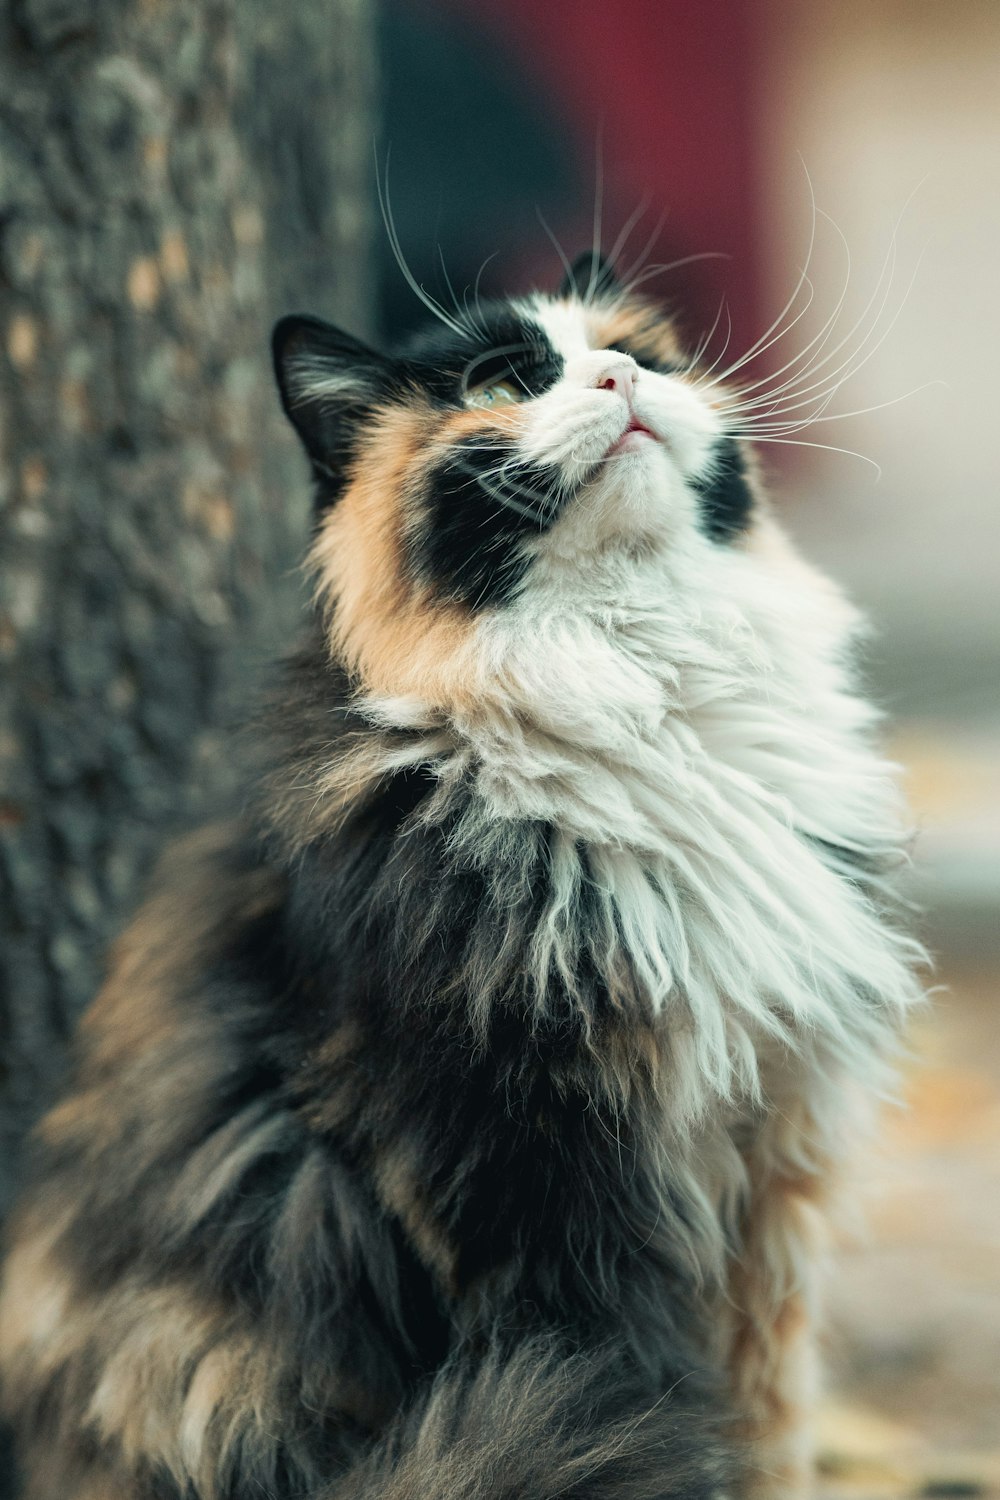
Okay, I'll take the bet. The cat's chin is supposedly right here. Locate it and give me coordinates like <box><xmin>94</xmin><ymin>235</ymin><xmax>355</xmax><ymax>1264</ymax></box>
<box><xmin>605</xmin><ymin>423</ymin><xmax>658</xmax><ymax>459</ymax></box>
<box><xmin>537</xmin><ymin>461</ymin><xmax>691</xmax><ymax>565</ymax></box>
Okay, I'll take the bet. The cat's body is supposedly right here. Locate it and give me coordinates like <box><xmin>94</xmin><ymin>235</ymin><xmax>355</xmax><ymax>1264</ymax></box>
<box><xmin>0</xmin><ymin>256</ymin><xmax>922</xmax><ymax>1499</ymax></box>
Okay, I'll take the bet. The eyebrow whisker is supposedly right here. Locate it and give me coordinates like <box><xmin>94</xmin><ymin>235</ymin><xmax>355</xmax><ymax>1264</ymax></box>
<box><xmin>376</xmin><ymin>148</ymin><xmax>470</xmax><ymax>340</ymax></box>
<box><xmin>459</xmin><ymin>342</ymin><xmax>542</xmax><ymax>396</ymax></box>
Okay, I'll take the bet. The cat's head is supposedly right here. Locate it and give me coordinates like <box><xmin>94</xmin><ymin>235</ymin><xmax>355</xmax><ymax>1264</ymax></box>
<box><xmin>272</xmin><ymin>253</ymin><xmax>761</xmax><ymax>708</ymax></box>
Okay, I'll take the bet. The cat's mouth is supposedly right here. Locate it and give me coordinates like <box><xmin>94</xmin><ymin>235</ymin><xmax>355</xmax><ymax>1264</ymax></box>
<box><xmin>605</xmin><ymin>416</ymin><xmax>659</xmax><ymax>459</ymax></box>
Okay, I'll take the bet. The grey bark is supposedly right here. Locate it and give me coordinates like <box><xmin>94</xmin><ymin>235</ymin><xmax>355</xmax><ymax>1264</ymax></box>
<box><xmin>0</xmin><ymin>0</ymin><xmax>376</xmax><ymax>1213</ymax></box>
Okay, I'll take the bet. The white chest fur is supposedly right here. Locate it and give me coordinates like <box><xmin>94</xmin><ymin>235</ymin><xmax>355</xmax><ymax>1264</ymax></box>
<box><xmin>397</xmin><ymin>514</ymin><xmax>924</xmax><ymax>1122</ymax></box>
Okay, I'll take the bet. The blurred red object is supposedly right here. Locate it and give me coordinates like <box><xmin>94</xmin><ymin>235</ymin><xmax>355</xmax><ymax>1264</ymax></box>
<box><xmin>437</xmin><ymin>0</ymin><xmax>764</xmax><ymax>355</ymax></box>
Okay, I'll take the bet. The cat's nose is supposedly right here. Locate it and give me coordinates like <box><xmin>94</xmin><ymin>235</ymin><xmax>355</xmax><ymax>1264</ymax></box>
<box><xmin>592</xmin><ymin>357</ymin><xmax>637</xmax><ymax>405</ymax></box>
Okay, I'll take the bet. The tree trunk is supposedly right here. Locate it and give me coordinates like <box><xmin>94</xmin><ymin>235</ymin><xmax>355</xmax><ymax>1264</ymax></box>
<box><xmin>0</xmin><ymin>0</ymin><xmax>376</xmax><ymax>1215</ymax></box>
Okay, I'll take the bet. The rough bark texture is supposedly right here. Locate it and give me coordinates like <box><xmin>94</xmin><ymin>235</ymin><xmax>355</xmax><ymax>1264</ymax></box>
<box><xmin>0</xmin><ymin>0</ymin><xmax>376</xmax><ymax>1216</ymax></box>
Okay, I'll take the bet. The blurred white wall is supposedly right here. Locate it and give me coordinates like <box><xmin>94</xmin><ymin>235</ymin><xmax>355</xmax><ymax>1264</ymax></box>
<box><xmin>757</xmin><ymin>0</ymin><xmax>1000</xmax><ymax>723</ymax></box>
<box><xmin>755</xmin><ymin>0</ymin><xmax>1000</xmax><ymax>948</ymax></box>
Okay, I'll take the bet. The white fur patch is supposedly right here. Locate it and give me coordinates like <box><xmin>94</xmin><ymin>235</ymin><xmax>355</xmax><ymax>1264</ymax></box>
<box><xmin>287</xmin><ymin>362</ymin><xmax>366</xmax><ymax>404</ymax></box>
<box><xmin>517</xmin><ymin>296</ymin><xmax>592</xmax><ymax>364</ymax></box>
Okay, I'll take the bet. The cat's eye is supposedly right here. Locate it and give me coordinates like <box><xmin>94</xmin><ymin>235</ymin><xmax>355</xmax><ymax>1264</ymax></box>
<box><xmin>463</xmin><ymin>378</ymin><xmax>525</xmax><ymax>410</ymax></box>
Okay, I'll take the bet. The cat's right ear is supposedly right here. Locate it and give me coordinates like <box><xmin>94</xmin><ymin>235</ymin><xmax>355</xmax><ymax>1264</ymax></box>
<box><xmin>271</xmin><ymin>315</ymin><xmax>396</xmax><ymax>486</ymax></box>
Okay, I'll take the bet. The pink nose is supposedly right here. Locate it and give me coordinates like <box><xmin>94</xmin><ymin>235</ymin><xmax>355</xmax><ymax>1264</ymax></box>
<box><xmin>594</xmin><ymin>360</ymin><xmax>636</xmax><ymax>405</ymax></box>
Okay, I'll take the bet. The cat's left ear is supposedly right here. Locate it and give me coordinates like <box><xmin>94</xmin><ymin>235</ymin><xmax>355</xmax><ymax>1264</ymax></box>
<box><xmin>559</xmin><ymin>251</ymin><xmax>617</xmax><ymax>301</ymax></box>
<box><xmin>272</xmin><ymin>314</ymin><xmax>397</xmax><ymax>486</ymax></box>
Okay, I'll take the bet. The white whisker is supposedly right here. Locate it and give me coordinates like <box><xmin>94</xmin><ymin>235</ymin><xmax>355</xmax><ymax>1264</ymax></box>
<box><xmin>436</xmin><ymin>245</ymin><xmax>474</xmax><ymax>338</ymax></box>
<box><xmin>724</xmin><ymin>209</ymin><xmax>897</xmax><ymax>416</ymax></box>
<box><xmin>695</xmin><ymin>300</ymin><xmax>734</xmax><ymax>383</ymax></box>
<box><xmin>613</xmin><ymin>252</ymin><xmax>730</xmax><ymax>305</ymax></box>
<box><xmin>714</xmin><ymin>206</ymin><xmax>856</xmax><ymax>408</ymax></box>
<box><xmin>376</xmin><ymin>147</ymin><xmax>470</xmax><ymax>340</ymax></box>
<box><xmin>687</xmin><ymin>296</ymin><xmax>728</xmax><ymax>371</ymax></box>
<box><xmin>743</xmin><ymin>434</ymin><xmax>883</xmax><ymax>476</ymax></box>
<box><xmin>611</xmin><ymin>210</ymin><xmax>669</xmax><ymax>293</ymax></box>
<box><xmin>535</xmin><ymin>207</ymin><xmax>576</xmax><ymax>290</ymax></box>
<box><xmin>702</xmin><ymin>162</ymin><xmax>821</xmax><ymax>386</ymax></box>
<box><xmin>729</xmin><ymin>252</ymin><xmax>921</xmax><ymax>433</ymax></box>
<box><xmin>605</xmin><ymin>196</ymin><xmax>653</xmax><ymax>275</ymax></box>
<box><xmin>731</xmin><ymin>379</ymin><xmax>942</xmax><ymax>434</ymax></box>
<box><xmin>716</xmin><ymin>208</ymin><xmax>855</xmax><ymax>406</ymax></box>
<box><xmin>470</xmin><ymin>251</ymin><xmax>501</xmax><ymax>338</ymax></box>
<box><xmin>459</xmin><ymin>342</ymin><xmax>538</xmax><ymax>397</ymax></box>
<box><xmin>702</xmin><ymin>176</ymin><xmax>926</xmax><ymax>460</ymax></box>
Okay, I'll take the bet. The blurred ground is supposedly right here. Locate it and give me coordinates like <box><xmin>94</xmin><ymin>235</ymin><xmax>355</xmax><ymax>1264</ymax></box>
<box><xmin>818</xmin><ymin>908</ymin><xmax>999</xmax><ymax>1491</ymax></box>
<box><xmin>820</xmin><ymin>962</ymin><xmax>1000</xmax><ymax>1497</ymax></box>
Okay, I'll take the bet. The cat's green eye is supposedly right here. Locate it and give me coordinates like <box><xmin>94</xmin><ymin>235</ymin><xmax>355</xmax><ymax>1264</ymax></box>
<box><xmin>463</xmin><ymin>378</ymin><xmax>524</xmax><ymax>410</ymax></box>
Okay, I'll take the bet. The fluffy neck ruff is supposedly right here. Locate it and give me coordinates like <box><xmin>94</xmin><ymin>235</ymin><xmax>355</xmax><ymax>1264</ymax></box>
<box><xmin>291</xmin><ymin>513</ymin><xmax>923</xmax><ymax>1123</ymax></box>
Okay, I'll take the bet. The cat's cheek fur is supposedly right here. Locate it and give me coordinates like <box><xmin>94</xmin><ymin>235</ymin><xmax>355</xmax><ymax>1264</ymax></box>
<box><xmin>308</xmin><ymin>401</ymin><xmax>483</xmax><ymax>707</ymax></box>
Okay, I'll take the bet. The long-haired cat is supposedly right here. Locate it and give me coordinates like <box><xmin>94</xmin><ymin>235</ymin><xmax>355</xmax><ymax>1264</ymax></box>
<box><xmin>0</xmin><ymin>251</ymin><xmax>922</xmax><ymax>1499</ymax></box>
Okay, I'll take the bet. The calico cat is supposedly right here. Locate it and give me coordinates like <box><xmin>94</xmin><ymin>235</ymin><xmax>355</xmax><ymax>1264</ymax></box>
<box><xmin>0</xmin><ymin>252</ymin><xmax>923</xmax><ymax>1500</ymax></box>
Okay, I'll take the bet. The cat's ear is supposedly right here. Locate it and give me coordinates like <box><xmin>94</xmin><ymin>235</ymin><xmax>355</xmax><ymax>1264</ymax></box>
<box><xmin>271</xmin><ymin>315</ymin><xmax>396</xmax><ymax>481</ymax></box>
<box><xmin>559</xmin><ymin>251</ymin><xmax>617</xmax><ymax>301</ymax></box>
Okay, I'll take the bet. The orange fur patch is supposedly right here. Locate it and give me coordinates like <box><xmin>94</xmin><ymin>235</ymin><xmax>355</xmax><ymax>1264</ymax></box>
<box><xmin>725</xmin><ymin>1129</ymin><xmax>834</xmax><ymax>1500</ymax></box>
<box><xmin>372</xmin><ymin>1139</ymin><xmax>458</xmax><ymax>1288</ymax></box>
<box><xmin>310</xmin><ymin>401</ymin><xmax>477</xmax><ymax>707</ymax></box>
<box><xmin>583</xmin><ymin>298</ymin><xmax>684</xmax><ymax>367</ymax></box>
<box><xmin>0</xmin><ymin>1215</ymin><xmax>75</xmax><ymax>1381</ymax></box>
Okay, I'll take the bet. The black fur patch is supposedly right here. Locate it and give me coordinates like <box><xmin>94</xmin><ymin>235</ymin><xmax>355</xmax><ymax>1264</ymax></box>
<box><xmin>395</xmin><ymin>302</ymin><xmax>564</xmax><ymax>407</ymax></box>
<box><xmin>692</xmin><ymin>435</ymin><xmax>754</xmax><ymax>540</ymax></box>
<box><xmin>413</xmin><ymin>435</ymin><xmax>568</xmax><ymax>607</ymax></box>
<box><xmin>280</xmin><ymin>801</ymin><xmax>715</xmax><ymax>1381</ymax></box>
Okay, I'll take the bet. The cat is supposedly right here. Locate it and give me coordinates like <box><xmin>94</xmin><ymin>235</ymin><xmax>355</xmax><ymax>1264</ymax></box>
<box><xmin>0</xmin><ymin>250</ymin><xmax>923</xmax><ymax>1500</ymax></box>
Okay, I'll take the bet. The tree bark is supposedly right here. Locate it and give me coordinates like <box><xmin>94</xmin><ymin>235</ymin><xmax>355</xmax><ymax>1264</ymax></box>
<box><xmin>0</xmin><ymin>0</ymin><xmax>376</xmax><ymax>1214</ymax></box>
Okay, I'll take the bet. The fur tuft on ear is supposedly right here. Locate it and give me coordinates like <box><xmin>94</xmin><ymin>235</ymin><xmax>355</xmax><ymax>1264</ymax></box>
<box><xmin>271</xmin><ymin>315</ymin><xmax>397</xmax><ymax>490</ymax></box>
<box><xmin>559</xmin><ymin>250</ymin><xmax>617</xmax><ymax>302</ymax></box>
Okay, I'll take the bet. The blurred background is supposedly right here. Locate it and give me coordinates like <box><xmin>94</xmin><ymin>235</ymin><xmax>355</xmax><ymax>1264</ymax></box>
<box><xmin>1</xmin><ymin>0</ymin><xmax>997</xmax><ymax>1489</ymax></box>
